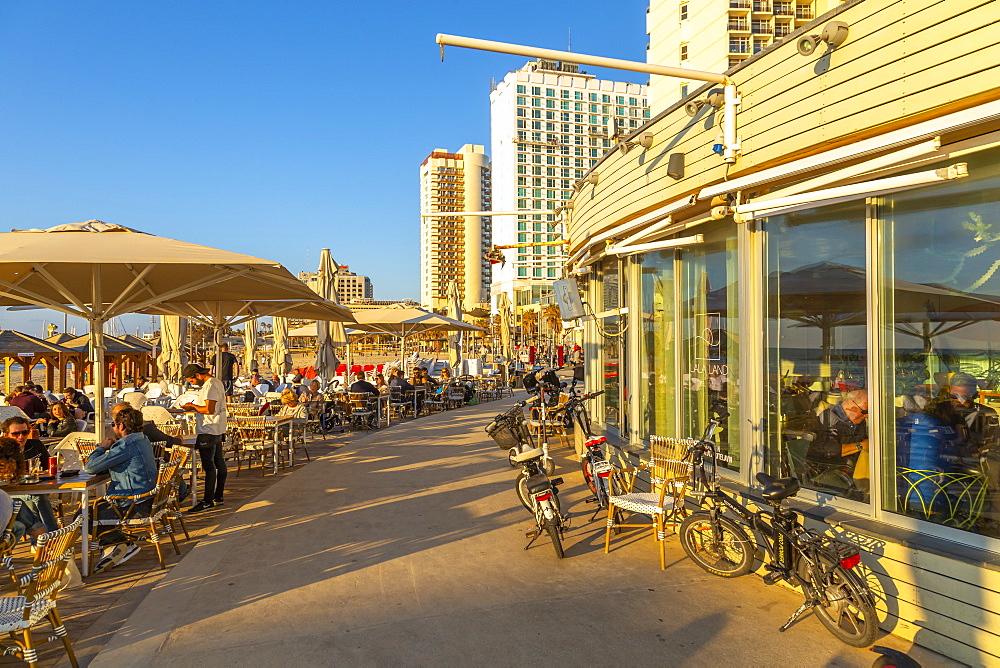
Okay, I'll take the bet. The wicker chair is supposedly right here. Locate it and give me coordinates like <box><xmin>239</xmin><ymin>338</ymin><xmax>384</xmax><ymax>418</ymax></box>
<box><xmin>164</xmin><ymin>447</ymin><xmax>191</xmax><ymax>541</ymax></box>
<box><xmin>0</xmin><ymin>516</ymin><xmax>82</xmax><ymax>667</ymax></box>
<box><xmin>446</xmin><ymin>384</ymin><xmax>466</xmax><ymax>410</ymax></box>
<box><xmin>234</xmin><ymin>416</ymin><xmax>279</xmax><ymax>475</ymax></box>
<box><xmin>69</xmin><ymin>436</ymin><xmax>99</xmax><ymax>467</ymax></box>
<box><xmin>604</xmin><ymin>435</ymin><xmax>693</xmax><ymax>570</ymax></box>
<box><xmin>348</xmin><ymin>393</ymin><xmax>378</xmax><ymax>431</ymax></box>
<box><xmin>387</xmin><ymin>386</ymin><xmax>410</xmax><ymax>419</ymax></box>
<box><xmin>90</xmin><ymin>461</ymin><xmax>182</xmax><ymax>571</ymax></box>
<box><xmin>423</xmin><ymin>387</ymin><xmax>446</xmax><ymax>413</ymax></box>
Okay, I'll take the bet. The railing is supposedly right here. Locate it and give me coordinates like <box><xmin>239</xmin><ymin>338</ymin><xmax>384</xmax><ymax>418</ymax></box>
<box><xmin>752</xmin><ymin>2</ymin><xmax>771</xmax><ymax>12</ymax></box>
<box><xmin>773</xmin><ymin>2</ymin><xmax>793</xmax><ymax>15</ymax></box>
<box><xmin>729</xmin><ymin>0</ymin><xmax>751</xmax><ymax>8</ymax></box>
<box><xmin>752</xmin><ymin>24</ymin><xmax>773</xmax><ymax>34</ymax></box>
<box><xmin>728</xmin><ymin>20</ymin><xmax>750</xmax><ymax>31</ymax></box>
<box><xmin>729</xmin><ymin>42</ymin><xmax>751</xmax><ymax>53</ymax></box>
<box><xmin>796</xmin><ymin>7</ymin><xmax>813</xmax><ymax>19</ymax></box>
<box><xmin>774</xmin><ymin>25</ymin><xmax>791</xmax><ymax>37</ymax></box>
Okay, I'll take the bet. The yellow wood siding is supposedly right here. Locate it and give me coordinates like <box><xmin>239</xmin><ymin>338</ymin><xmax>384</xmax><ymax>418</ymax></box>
<box><xmin>568</xmin><ymin>0</ymin><xmax>1000</xmax><ymax>252</ymax></box>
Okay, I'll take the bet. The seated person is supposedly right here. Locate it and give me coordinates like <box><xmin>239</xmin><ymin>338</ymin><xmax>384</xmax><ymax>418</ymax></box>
<box><xmin>2</xmin><ymin>415</ymin><xmax>51</xmax><ymax>470</ymax></box>
<box><xmin>374</xmin><ymin>373</ymin><xmax>388</xmax><ymax>393</ymax></box>
<box><xmin>348</xmin><ymin>373</ymin><xmax>379</xmax><ymax>396</ymax></box>
<box><xmin>110</xmin><ymin>401</ymin><xmax>182</xmax><ymax>451</ymax></box>
<box><xmin>7</xmin><ymin>385</ymin><xmax>49</xmax><ymax>419</ymax></box>
<box><xmin>0</xmin><ymin>437</ymin><xmax>51</xmax><ymax>543</ymax></box>
<box><xmin>37</xmin><ymin>401</ymin><xmax>78</xmax><ymax>438</ymax></box>
<box><xmin>805</xmin><ymin>389</ymin><xmax>870</xmax><ymax>494</ymax></box>
<box><xmin>388</xmin><ymin>369</ymin><xmax>415</xmax><ymax>392</ymax></box>
<box><xmin>85</xmin><ymin>406</ymin><xmax>158</xmax><ymax>573</ymax></box>
<box><xmin>249</xmin><ymin>371</ymin><xmax>273</xmax><ymax>393</ymax></box>
<box><xmin>276</xmin><ymin>389</ymin><xmax>308</xmax><ymax>440</ymax></box>
<box><xmin>62</xmin><ymin>386</ymin><xmax>95</xmax><ymax>420</ymax></box>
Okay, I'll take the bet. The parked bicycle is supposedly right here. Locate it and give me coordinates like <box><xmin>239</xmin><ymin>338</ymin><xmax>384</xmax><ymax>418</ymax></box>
<box><xmin>485</xmin><ymin>400</ymin><xmax>568</xmax><ymax>558</ymax></box>
<box><xmin>521</xmin><ymin>366</ymin><xmax>567</xmax><ymax>475</ymax></box>
<box><xmin>679</xmin><ymin>404</ymin><xmax>879</xmax><ymax>647</ymax></box>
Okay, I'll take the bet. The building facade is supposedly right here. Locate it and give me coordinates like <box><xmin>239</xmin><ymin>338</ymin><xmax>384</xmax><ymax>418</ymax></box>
<box><xmin>568</xmin><ymin>0</ymin><xmax>1000</xmax><ymax>662</ymax></box>
<box><xmin>489</xmin><ymin>60</ymin><xmax>647</xmax><ymax>313</ymax></box>
<box><xmin>646</xmin><ymin>0</ymin><xmax>843</xmax><ymax>112</ymax></box>
<box><xmin>419</xmin><ymin>144</ymin><xmax>491</xmax><ymax>311</ymax></box>
<box><xmin>298</xmin><ymin>266</ymin><xmax>373</xmax><ymax>303</ymax></box>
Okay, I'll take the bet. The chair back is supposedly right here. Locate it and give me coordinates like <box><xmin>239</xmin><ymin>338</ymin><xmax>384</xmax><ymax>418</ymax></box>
<box><xmin>235</xmin><ymin>416</ymin><xmax>271</xmax><ymax>441</ymax></box>
<box><xmin>648</xmin><ymin>436</ymin><xmax>694</xmax><ymax>503</ymax></box>
<box><xmin>141</xmin><ymin>405</ymin><xmax>174</xmax><ymax>425</ymax></box>
<box><xmin>0</xmin><ymin>406</ymin><xmax>28</xmax><ymax>422</ymax></box>
<box><xmin>22</xmin><ymin>516</ymin><xmax>83</xmax><ymax>607</ymax></box>
<box><xmin>228</xmin><ymin>403</ymin><xmax>259</xmax><ymax>417</ymax></box>
<box><xmin>150</xmin><ymin>440</ymin><xmax>168</xmax><ymax>462</ymax></box>
<box><xmin>146</xmin><ymin>386</ymin><xmax>163</xmax><ymax>400</ymax></box>
<box><xmin>349</xmin><ymin>392</ymin><xmax>373</xmax><ymax>412</ymax></box>
<box><xmin>70</xmin><ymin>435</ymin><xmax>99</xmax><ymax>464</ymax></box>
<box><xmin>388</xmin><ymin>386</ymin><xmax>404</xmax><ymax>401</ymax></box>
<box><xmin>122</xmin><ymin>391</ymin><xmax>147</xmax><ymax>409</ymax></box>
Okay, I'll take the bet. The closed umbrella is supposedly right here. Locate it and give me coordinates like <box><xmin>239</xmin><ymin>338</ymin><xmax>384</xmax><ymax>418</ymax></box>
<box><xmin>497</xmin><ymin>292</ymin><xmax>513</xmax><ymax>362</ymax></box>
<box><xmin>313</xmin><ymin>249</ymin><xmax>346</xmax><ymax>383</ymax></box>
<box><xmin>271</xmin><ymin>316</ymin><xmax>292</xmax><ymax>380</ymax></box>
<box><xmin>157</xmin><ymin>316</ymin><xmax>188</xmax><ymax>383</ymax></box>
<box><xmin>447</xmin><ymin>280</ymin><xmax>464</xmax><ymax>372</ymax></box>
<box><xmin>243</xmin><ymin>319</ymin><xmax>258</xmax><ymax>374</ymax></box>
<box><xmin>0</xmin><ymin>220</ymin><xmax>333</xmax><ymax>437</ymax></box>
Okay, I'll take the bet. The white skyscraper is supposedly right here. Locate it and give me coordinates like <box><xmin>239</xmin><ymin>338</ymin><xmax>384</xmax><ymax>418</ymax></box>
<box><xmin>419</xmin><ymin>144</ymin><xmax>491</xmax><ymax>311</ymax></box>
<box><xmin>490</xmin><ymin>60</ymin><xmax>647</xmax><ymax>311</ymax></box>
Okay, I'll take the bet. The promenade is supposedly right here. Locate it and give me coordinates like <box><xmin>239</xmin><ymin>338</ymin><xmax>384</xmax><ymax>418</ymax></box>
<box><xmin>92</xmin><ymin>396</ymin><xmax>945</xmax><ymax>667</ymax></box>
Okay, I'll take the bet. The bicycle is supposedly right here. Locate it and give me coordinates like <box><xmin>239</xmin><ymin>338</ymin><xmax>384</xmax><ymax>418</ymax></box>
<box><xmin>678</xmin><ymin>405</ymin><xmax>879</xmax><ymax>647</ymax></box>
<box><xmin>521</xmin><ymin>366</ymin><xmax>567</xmax><ymax>475</ymax></box>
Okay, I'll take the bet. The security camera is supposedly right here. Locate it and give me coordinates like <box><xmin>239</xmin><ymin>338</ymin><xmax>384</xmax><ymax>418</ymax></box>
<box><xmin>638</xmin><ymin>131</ymin><xmax>654</xmax><ymax>148</ymax></box>
<box><xmin>797</xmin><ymin>20</ymin><xmax>849</xmax><ymax>56</ymax></box>
<box><xmin>684</xmin><ymin>100</ymin><xmax>706</xmax><ymax>117</ymax></box>
<box><xmin>685</xmin><ymin>90</ymin><xmax>726</xmax><ymax>117</ymax></box>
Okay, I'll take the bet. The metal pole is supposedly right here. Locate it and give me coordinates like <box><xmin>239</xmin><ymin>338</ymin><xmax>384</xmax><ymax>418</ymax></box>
<box><xmin>436</xmin><ymin>33</ymin><xmax>728</xmax><ymax>85</ymax></box>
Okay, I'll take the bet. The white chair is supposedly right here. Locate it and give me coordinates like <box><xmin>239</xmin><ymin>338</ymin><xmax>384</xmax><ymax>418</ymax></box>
<box><xmin>146</xmin><ymin>386</ymin><xmax>163</xmax><ymax>400</ymax></box>
<box><xmin>274</xmin><ymin>383</ymin><xmax>290</xmax><ymax>393</ymax></box>
<box><xmin>141</xmin><ymin>405</ymin><xmax>174</xmax><ymax>425</ymax></box>
<box><xmin>0</xmin><ymin>406</ymin><xmax>29</xmax><ymax>422</ymax></box>
<box><xmin>122</xmin><ymin>391</ymin><xmax>147</xmax><ymax>410</ymax></box>
<box><xmin>83</xmin><ymin>385</ymin><xmax>96</xmax><ymax>395</ymax></box>
<box><xmin>253</xmin><ymin>384</ymin><xmax>270</xmax><ymax>397</ymax></box>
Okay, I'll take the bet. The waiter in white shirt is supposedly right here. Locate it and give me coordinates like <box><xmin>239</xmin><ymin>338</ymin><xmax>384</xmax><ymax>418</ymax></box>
<box><xmin>181</xmin><ymin>363</ymin><xmax>228</xmax><ymax>512</ymax></box>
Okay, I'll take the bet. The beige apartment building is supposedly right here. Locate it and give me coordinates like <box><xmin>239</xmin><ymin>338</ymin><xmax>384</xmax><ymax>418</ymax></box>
<box><xmin>566</xmin><ymin>0</ymin><xmax>1000</xmax><ymax>661</ymax></box>
<box><xmin>646</xmin><ymin>0</ymin><xmax>844</xmax><ymax>111</ymax></box>
<box><xmin>419</xmin><ymin>144</ymin><xmax>491</xmax><ymax>311</ymax></box>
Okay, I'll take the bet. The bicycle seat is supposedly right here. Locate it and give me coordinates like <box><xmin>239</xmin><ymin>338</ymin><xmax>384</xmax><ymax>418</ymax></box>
<box><xmin>512</xmin><ymin>447</ymin><xmax>545</xmax><ymax>463</ymax></box>
<box><xmin>757</xmin><ymin>472</ymin><xmax>801</xmax><ymax>502</ymax></box>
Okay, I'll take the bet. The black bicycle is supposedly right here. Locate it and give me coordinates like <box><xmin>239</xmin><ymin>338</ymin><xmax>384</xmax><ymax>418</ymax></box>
<box><xmin>679</xmin><ymin>406</ymin><xmax>879</xmax><ymax>647</ymax></box>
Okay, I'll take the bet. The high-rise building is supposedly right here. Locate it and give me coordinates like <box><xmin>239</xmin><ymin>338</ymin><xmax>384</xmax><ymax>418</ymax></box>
<box><xmin>490</xmin><ymin>60</ymin><xmax>647</xmax><ymax>310</ymax></box>
<box><xmin>419</xmin><ymin>144</ymin><xmax>491</xmax><ymax>311</ymax></box>
<box><xmin>297</xmin><ymin>265</ymin><xmax>373</xmax><ymax>302</ymax></box>
<box><xmin>646</xmin><ymin>0</ymin><xmax>843</xmax><ymax>112</ymax></box>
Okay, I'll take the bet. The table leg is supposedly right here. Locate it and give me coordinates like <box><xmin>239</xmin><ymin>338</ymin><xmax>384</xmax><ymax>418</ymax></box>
<box><xmin>82</xmin><ymin>489</ymin><xmax>91</xmax><ymax>576</ymax></box>
<box><xmin>190</xmin><ymin>448</ymin><xmax>199</xmax><ymax>506</ymax></box>
<box><xmin>273</xmin><ymin>430</ymin><xmax>279</xmax><ymax>475</ymax></box>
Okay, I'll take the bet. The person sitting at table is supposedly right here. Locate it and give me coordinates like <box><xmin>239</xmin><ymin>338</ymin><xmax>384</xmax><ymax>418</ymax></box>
<box><xmin>348</xmin><ymin>373</ymin><xmax>379</xmax><ymax>397</ymax></box>
<box><xmin>374</xmin><ymin>373</ymin><xmax>388</xmax><ymax>393</ymax></box>
<box><xmin>85</xmin><ymin>406</ymin><xmax>157</xmax><ymax>573</ymax></box>
<box><xmin>109</xmin><ymin>401</ymin><xmax>182</xmax><ymax>452</ymax></box>
<box><xmin>1</xmin><ymin>416</ymin><xmax>51</xmax><ymax>470</ymax></box>
<box><xmin>389</xmin><ymin>368</ymin><xmax>415</xmax><ymax>392</ymax></box>
<box><xmin>0</xmin><ymin>437</ymin><xmax>50</xmax><ymax>543</ymax></box>
<box><xmin>62</xmin><ymin>387</ymin><xmax>95</xmax><ymax>421</ymax></box>
<box><xmin>250</xmin><ymin>371</ymin><xmax>273</xmax><ymax>393</ymax></box>
<box><xmin>8</xmin><ymin>385</ymin><xmax>49</xmax><ymax>420</ymax></box>
<box><xmin>37</xmin><ymin>401</ymin><xmax>78</xmax><ymax>438</ymax></box>
<box><xmin>301</xmin><ymin>379</ymin><xmax>324</xmax><ymax>405</ymax></box>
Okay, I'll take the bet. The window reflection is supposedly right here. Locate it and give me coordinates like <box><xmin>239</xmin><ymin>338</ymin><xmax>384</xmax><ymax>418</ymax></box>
<box><xmin>681</xmin><ymin>222</ymin><xmax>739</xmax><ymax>473</ymax></box>
<box><xmin>639</xmin><ymin>251</ymin><xmax>676</xmax><ymax>439</ymax></box>
<box><xmin>764</xmin><ymin>203</ymin><xmax>870</xmax><ymax>501</ymax></box>
<box><xmin>600</xmin><ymin>259</ymin><xmax>621</xmax><ymax>433</ymax></box>
<box><xmin>881</xmin><ymin>148</ymin><xmax>1000</xmax><ymax>538</ymax></box>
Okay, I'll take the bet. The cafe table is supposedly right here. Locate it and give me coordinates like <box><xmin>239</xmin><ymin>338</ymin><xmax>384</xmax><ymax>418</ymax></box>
<box><xmin>227</xmin><ymin>415</ymin><xmax>293</xmax><ymax>475</ymax></box>
<box><xmin>3</xmin><ymin>472</ymin><xmax>110</xmax><ymax>576</ymax></box>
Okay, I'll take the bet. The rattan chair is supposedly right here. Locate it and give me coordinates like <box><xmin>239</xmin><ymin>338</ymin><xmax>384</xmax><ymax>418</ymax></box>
<box><xmin>604</xmin><ymin>435</ymin><xmax>693</xmax><ymax>570</ymax></box>
<box><xmin>348</xmin><ymin>393</ymin><xmax>378</xmax><ymax>431</ymax></box>
<box><xmin>424</xmin><ymin>387</ymin><xmax>446</xmax><ymax>413</ymax></box>
<box><xmin>446</xmin><ymin>385</ymin><xmax>466</xmax><ymax>410</ymax></box>
<box><xmin>234</xmin><ymin>416</ymin><xmax>279</xmax><ymax>475</ymax></box>
<box><xmin>387</xmin><ymin>386</ymin><xmax>411</xmax><ymax>419</ymax></box>
<box><xmin>90</xmin><ymin>462</ymin><xmax>182</xmax><ymax>571</ymax></box>
<box><xmin>0</xmin><ymin>516</ymin><xmax>83</xmax><ymax>667</ymax></box>
<box><xmin>164</xmin><ymin>447</ymin><xmax>191</xmax><ymax>541</ymax></box>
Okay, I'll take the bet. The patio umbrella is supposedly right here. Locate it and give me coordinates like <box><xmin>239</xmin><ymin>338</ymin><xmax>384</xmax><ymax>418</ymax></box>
<box><xmin>157</xmin><ymin>316</ymin><xmax>188</xmax><ymax>383</ymax></box>
<box><xmin>271</xmin><ymin>316</ymin><xmax>292</xmax><ymax>379</ymax></box>
<box><xmin>351</xmin><ymin>307</ymin><xmax>486</xmax><ymax>370</ymax></box>
<box><xmin>243</xmin><ymin>319</ymin><xmax>258</xmax><ymax>374</ymax></box>
<box><xmin>447</xmin><ymin>280</ymin><xmax>464</xmax><ymax>371</ymax></box>
<box><xmin>313</xmin><ymin>249</ymin><xmax>347</xmax><ymax>383</ymax></box>
<box><xmin>497</xmin><ymin>292</ymin><xmax>513</xmax><ymax>362</ymax></box>
<box><xmin>0</xmin><ymin>220</ymin><xmax>333</xmax><ymax>437</ymax></box>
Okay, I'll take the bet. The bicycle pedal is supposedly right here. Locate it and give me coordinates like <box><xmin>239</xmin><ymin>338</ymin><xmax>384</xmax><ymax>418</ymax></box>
<box><xmin>762</xmin><ymin>571</ymin><xmax>786</xmax><ymax>586</ymax></box>
<box><xmin>584</xmin><ymin>496</ymin><xmax>598</xmax><ymax>504</ymax></box>
<box><xmin>525</xmin><ymin>529</ymin><xmax>539</xmax><ymax>539</ymax></box>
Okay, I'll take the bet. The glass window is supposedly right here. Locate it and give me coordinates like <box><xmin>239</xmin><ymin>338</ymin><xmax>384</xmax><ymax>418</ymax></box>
<box><xmin>546</xmin><ymin>88</ymin><xmax>555</xmax><ymax>97</ymax></box>
<box><xmin>640</xmin><ymin>251</ymin><xmax>676</xmax><ymax>439</ymax></box>
<box><xmin>878</xmin><ymin>147</ymin><xmax>1000</xmax><ymax>538</ymax></box>
<box><xmin>531</xmin><ymin>86</ymin><xmax>541</xmax><ymax>95</ymax></box>
<box><xmin>680</xmin><ymin>221</ymin><xmax>740</xmax><ymax>473</ymax></box>
<box><xmin>764</xmin><ymin>202</ymin><xmax>869</xmax><ymax>500</ymax></box>
<box><xmin>517</xmin><ymin>85</ymin><xmax>526</xmax><ymax>94</ymax></box>
<box><xmin>600</xmin><ymin>258</ymin><xmax>622</xmax><ymax>434</ymax></box>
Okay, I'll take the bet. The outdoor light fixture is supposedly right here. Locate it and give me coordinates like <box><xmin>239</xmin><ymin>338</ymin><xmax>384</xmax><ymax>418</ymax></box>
<box><xmin>638</xmin><ymin>131</ymin><xmax>654</xmax><ymax>149</ymax></box>
<box><xmin>684</xmin><ymin>90</ymin><xmax>726</xmax><ymax>117</ymax></box>
<box><xmin>587</xmin><ymin>172</ymin><xmax>599</xmax><ymax>185</ymax></box>
<box><xmin>797</xmin><ymin>21</ymin><xmax>850</xmax><ymax>56</ymax></box>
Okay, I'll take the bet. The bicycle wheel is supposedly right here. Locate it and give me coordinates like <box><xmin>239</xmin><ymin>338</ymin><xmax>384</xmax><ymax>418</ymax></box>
<box><xmin>541</xmin><ymin>455</ymin><xmax>556</xmax><ymax>476</ymax></box>
<box><xmin>544</xmin><ymin>519</ymin><xmax>565</xmax><ymax>559</ymax></box>
<box><xmin>514</xmin><ymin>473</ymin><xmax>533</xmax><ymax>512</ymax></box>
<box><xmin>810</xmin><ymin>560</ymin><xmax>879</xmax><ymax>647</ymax></box>
<box><xmin>581</xmin><ymin>457</ymin><xmax>599</xmax><ymax>495</ymax></box>
<box><xmin>679</xmin><ymin>512</ymin><xmax>754</xmax><ymax>577</ymax></box>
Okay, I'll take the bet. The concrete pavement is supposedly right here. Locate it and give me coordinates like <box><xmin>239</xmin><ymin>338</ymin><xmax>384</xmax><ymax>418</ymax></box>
<box><xmin>93</xmin><ymin>396</ymin><xmax>946</xmax><ymax>667</ymax></box>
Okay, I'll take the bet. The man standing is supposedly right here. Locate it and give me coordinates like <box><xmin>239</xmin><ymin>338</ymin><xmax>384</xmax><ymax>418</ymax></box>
<box><xmin>181</xmin><ymin>363</ymin><xmax>228</xmax><ymax>512</ymax></box>
<box><xmin>211</xmin><ymin>343</ymin><xmax>239</xmax><ymax>396</ymax></box>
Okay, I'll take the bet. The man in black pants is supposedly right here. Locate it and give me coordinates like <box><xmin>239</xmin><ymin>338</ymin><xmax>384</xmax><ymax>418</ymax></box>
<box><xmin>212</xmin><ymin>343</ymin><xmax>239</xmax><ymax>396</ymax></box>
<box><xmin>181</xmin><ymin>363</ymin><xmax>228</xmax><ymax>512</ymax></box>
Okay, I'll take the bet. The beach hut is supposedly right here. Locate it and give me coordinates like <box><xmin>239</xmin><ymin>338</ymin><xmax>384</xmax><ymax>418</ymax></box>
<box><xmin>0</xmin><ymin>330</ymin><xmax>74</xmax><ymax>393</ymax></box>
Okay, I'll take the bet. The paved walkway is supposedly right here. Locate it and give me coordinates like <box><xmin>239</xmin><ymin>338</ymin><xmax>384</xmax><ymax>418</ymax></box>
<box><xmin>93</xmin><ymin>397</ymin><xmax>945</xmax><ymax>666</ymax></box>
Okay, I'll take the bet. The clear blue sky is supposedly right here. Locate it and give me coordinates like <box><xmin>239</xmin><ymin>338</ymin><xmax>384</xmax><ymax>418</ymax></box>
<box><xmin>0</xmin><ymin>1</ymin><xmax>649</xmax><ymax>337</ymax></box>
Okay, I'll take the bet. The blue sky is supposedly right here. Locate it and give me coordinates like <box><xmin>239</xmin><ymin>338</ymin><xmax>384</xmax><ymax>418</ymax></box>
<box><xmin>0</xmin><ymin>1</ymin><xmax>649</xmax><ymax>337</ymax></box>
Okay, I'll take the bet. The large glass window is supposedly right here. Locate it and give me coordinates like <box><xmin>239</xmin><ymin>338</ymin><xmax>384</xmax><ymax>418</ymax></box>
<box><xmin>680</xmin><ymin>222</ymin><xmax>740</xmax><ymax>473</ymax></box>
<box><xmin>639</xmin><ymin>251</ymin><xmax>676</xmax><ymax>439</ymax></box>
<box><xmin>879</xmin><ymin>148</ymin><xmax>1000</xmax><ymax>538</ymax></box>
<box><xmin>764</xmin><ymin>202</ymin><xmax>869</xmax><ymax>502</ymax></box>
<box><xmin>600</xmin><ymin>258</ymin><xmax>622</xmax><ymax>434</ymax></box>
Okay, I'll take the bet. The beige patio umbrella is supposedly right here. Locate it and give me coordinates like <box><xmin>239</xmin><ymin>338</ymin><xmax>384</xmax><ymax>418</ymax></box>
<box><xmin>243</xmin><ymin>319</ymin><xmax>258</xmax><ymax>374</ymax></box>
<box><xmin>0</xmin><ymin>220</ymin><xmax>336</xmax><ymax>437</ymax></box>
<box><xmin>271</xmin><ymin>316</ymin><xmax>292</xmax><ymax>379</ymax></box>
<box><xmin>351</xmin><ymin>307</ymin><xmax>485</xmax><ymax>370</ymax></box>
<box><xmin>157</xmin><ymin>316</ymin><xmax>188</xmax><ymax>383</ymax></box>
<box><xmin>497</xmin><ymin>292</ymin><xmax>513</xmax><ymax>362</ymax></box>
<box><xmin>447</xmin><ymin>280</ymin><xmax>464</xmax><ymax>371</ymax></box>
<box><xmin>313</xmin><ymin>249</ymin><xmax>347</xmax><ymax>383</ymax></box>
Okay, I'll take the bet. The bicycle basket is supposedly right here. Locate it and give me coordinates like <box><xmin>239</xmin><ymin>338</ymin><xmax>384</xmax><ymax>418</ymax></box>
<box><xmin>485</xmin><ymin>405</ymin><xmax>533</xmax><ymax>450</ymax></box>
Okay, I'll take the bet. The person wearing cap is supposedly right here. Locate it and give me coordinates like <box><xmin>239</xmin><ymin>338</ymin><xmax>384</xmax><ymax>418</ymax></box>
<box><xmin>180</xmin><ymin>363</ymin><xmax>228</xmax><ymax>512</ymax></box>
